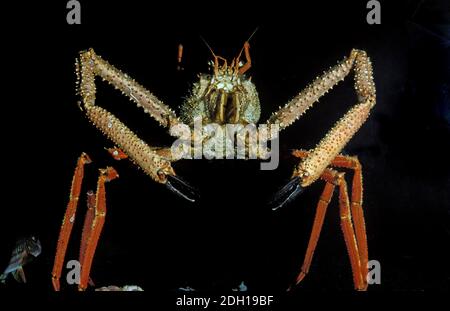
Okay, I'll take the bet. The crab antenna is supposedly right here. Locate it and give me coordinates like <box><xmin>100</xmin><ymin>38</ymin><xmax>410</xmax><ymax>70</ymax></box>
<box><xmin>200</xmin><ymin>36</ymin><xmax>221</xmax><ymax>75</ymax></box>
<box><xmin>236</xmin><ymin>27</ymin><xmax>259</xmax><ymax>60</ymax></box>
<box><xmin>200</xmin><ymin>36</ymin><xmax>217</xmax><ymax>58</ymax></box>
<box><xmin>247</xmin><ymin>26</ymin><xmax>259</xmax><ymax>42</ymax></box>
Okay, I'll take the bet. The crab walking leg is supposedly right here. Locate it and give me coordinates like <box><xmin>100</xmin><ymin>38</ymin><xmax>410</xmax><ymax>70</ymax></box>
<box><xmin>327</xmin><ymin>155</ymin><xmax>368</xmax><ymax>282</ymax></box>
<box><xmin>288</xmin><ymin>172</ymin><xmax>336</xmax><ymax>290</ymax></box>
<box><xmin>292</xmin><ymin>50</ymin><xmax>376</xmax><ymax>187</ymax></box>
<box><xmin>78</xmin><ymin>50</ymin><xmax>177</xmax><ymax>183</ymax></box>
<box><xmin>52</xmin><ymin>153</ymin><xmax>92</xmax><ymax>291</ymax></box>
<box><xmin>293</xmin><ymin>150</ymin><xmax>368</xmax><ymax>281</ymax></box>
<box><xmin>79</xmin><ymin>191</ymin><xmax>96</xmax><ymax>287</ymax></box>
<box><xmin>80</xmin><ymin>191</ymin><xmax>95</xmax><ymax>266</ymax></box>
<box><xmin>289</xmin><ymin>168</ymin><xmax>365</xmax><ymax>291</ymax></box>
<box><xmin>336</xmin><ymin>172</ymin><xmax>366</xmax><ymax>290</ymax></box>
<box><xmin>78</xmin><ymin>167</ymin><xmax>119</xmax><ymax>291</ymax></box>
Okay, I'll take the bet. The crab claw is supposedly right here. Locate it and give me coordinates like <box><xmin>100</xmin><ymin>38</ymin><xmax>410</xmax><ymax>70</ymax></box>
<box><xmin>269</xmin><ymin>176</ymin><xmax>303</xmax><ymax>210</ymax></box>
<box><xmin>166</xmin><ymin>175</ymin><xmax>199</xmax><ymax>203</ymax></box>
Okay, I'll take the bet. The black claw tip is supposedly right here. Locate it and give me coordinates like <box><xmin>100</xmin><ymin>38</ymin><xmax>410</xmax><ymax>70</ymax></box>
<box><xmin>269</xmin><ymin>176</ymin><xmax>303</xmax><ymax>210</ymax></box>
<box><xmin>166</xmin><ymin>175</ymin><xmax>199</xmax><ymax>203</ymax></box>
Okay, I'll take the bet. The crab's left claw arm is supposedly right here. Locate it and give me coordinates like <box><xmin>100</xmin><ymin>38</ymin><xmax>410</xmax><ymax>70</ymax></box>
<box><xmin>77</xmin><ymin>49</ymin><xmax>197</xmax><ymax>195</ymax></box>
<box><xmin>106</xmin><ymin>146</ymin><xmax>198</xmax><ymax>203</ymax></box>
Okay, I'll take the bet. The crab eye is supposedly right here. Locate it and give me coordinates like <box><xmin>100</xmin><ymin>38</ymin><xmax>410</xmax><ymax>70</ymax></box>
<box><xmin>238</xmin><ymin>61</ymin><xmax>243</xmax><ymax>67</ymax></box>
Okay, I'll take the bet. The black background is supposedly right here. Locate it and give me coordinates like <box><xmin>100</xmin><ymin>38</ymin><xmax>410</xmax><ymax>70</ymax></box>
<box><xmin>0</xmin><ymin>0</ymin><xmax>449</xmax><ymax>306</ymax></box>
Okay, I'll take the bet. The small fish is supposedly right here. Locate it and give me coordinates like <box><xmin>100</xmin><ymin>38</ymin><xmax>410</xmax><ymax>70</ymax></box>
<box><xmin>0</xmin><ymin>236</ymin><xmax>42</xmax><ymax>283</ymax></box>
<box><xmin>232</xmin><ymin>281</ymin><xmax>248</xmax><ymax>292</ymax></box>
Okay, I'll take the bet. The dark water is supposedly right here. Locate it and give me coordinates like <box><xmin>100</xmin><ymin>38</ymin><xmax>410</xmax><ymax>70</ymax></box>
<box><xmin>0</xmin><ymin>0</ymin><xmax>448</xmax><ymax>304</ymax></box>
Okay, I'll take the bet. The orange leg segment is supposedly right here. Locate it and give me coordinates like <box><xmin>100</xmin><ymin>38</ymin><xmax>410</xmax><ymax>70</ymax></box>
<box><xmin>80</xmin><ymin>191</ymin><xmax>95</xmax><ymax>265</ymax></box>
<box><xmin>337</xmin><ymin>172</ymin><xmax>365</xmax><ymax>290</ymax></box>
<box><xmin>52</xmin><ymin>153</ymin><xmax>92</xmax><ymax>291</ymax></box>
<box><xmin>288</xmin><ymin>177</ymin><xmax>335</xmax><ymax>290</ymax></box>
<box><xmin>332</xmin><ymin>156</ymin><xmax>368</xmax><ymax>284</ymax></box>
<box><xmin>290</xmin><ymin>150</ymin><xmax>368</xmax><ymax>291</ymax></box>
<box><xmin>78</xmin><ymin>167</ymin><xmax>119</xmax><ymax>291</ymax></box>
<box><xmin>80</xmin><ymin>191</ymin><xmax>96</xmax><ymax>287</ymax></box>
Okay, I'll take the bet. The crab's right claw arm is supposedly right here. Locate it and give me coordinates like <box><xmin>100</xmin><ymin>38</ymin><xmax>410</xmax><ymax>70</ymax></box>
<box><xmin>269</xmin><ymin>176</ymin><xmax>304</xmax><ymax>210</ymax></box>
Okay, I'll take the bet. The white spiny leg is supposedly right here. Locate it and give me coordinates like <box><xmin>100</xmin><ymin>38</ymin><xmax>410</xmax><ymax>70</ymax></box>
<box><xmin>270</xmin><ymin>49</ymin><xmax>375</xmax><ymax>207</ymax></box>
<box><xmin>77</xmin><ymin>49</ymin><xmax>196</xmax><ymax>201</ymax></box>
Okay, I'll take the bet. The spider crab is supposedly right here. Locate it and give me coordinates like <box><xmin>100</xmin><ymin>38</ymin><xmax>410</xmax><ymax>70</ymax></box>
<box><xmin>52</xmin><ymin>37</ymin><xmax>375</xmax><ymax>291</ymax></box>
